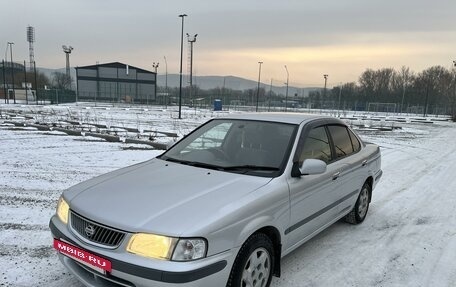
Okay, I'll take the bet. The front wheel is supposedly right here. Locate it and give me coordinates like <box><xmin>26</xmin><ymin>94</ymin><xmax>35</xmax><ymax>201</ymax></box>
<box><xmin>226</xmin><ymin>233</ymin><xmax>274</xmax><ymax>287</ymax></box>
<box><xmin>344</xmin><ymin>182</ymin><xmax>371</xmax><ymax>224</ymax></box>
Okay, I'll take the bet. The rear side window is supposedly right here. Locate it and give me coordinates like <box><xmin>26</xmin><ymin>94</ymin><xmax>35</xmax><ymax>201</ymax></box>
<box><xmin>328</xmin><ymin>125</ymin><xmax>354</xmax><ymax>158</ymax></box>
<box><xmin>299</xmin><ymin>126</ymin><xmax>332</xmax><ymax>163</ymax></box>
<box><xmin>348</xmin><ymin>129</ymin><xmax>361</xmax><ymax>152</ymax></box>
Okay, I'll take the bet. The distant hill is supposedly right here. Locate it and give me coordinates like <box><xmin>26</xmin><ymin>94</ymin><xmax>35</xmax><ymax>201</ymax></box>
<box><xmin>157</xmin><ymin>74</ymin><xmax>319</xmax><ymax>96</ymax></box>
<box><xmin>37</xmin><ymin>67</ymin><xmax>319</xmax><ymax>96</ymax></box>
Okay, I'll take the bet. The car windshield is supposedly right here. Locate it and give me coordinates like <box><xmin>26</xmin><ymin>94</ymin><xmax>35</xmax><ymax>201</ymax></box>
<box><xmin>159</xmin><ymin>119</ymin><xmax>297</xmax><ymax>176</ymax></box>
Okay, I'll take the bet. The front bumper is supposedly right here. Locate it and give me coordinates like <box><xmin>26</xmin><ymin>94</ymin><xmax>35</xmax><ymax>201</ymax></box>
<box><xmin>50</xmin><ymin>216</ymin><xmax>235</xmax><ymax>287</ymax></box>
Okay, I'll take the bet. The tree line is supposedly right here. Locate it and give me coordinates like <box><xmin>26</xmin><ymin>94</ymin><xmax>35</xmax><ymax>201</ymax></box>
<box><xmin>309</xmin><ymin>66</ymin><xmax>456</xmax><ymax>119</ymax></box>
<box><xmin>0</xmin><ymin>65</ymin><xmax>72</xmax><ymax>91</ymax></box>
<box><xmin>160</xmin><ymin>65</ymin><xmax>456</xmax><ymax>120</ymax></box>
<box><xmin>3</xmin><ymin>62</ymin><xmax>456</xmax><ymax>120</ymax></box>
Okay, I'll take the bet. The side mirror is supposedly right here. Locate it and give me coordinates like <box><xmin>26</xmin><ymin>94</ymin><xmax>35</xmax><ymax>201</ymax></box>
<box><xmin>299</xmin><ymin>159</ymin><xmax>327</xmax><ymax>175</ymax></box>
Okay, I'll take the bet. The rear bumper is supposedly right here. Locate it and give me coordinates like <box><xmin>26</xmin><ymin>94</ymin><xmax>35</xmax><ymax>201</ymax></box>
<box><xmin>50</xmin><ymin>216</ymin><xmax>235</xmax><ymax>287</ymax></box>
<box><xmin>374</xmin><ymin>169</ymin><xmax>383</xmax><ymax>187</ymax></box>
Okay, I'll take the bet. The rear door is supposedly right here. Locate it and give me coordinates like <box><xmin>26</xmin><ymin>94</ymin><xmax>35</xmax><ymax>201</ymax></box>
<box><xmin>326</xmin><ymin>125</ymin><xmax>366</xmax><ymax>214</ymax></box>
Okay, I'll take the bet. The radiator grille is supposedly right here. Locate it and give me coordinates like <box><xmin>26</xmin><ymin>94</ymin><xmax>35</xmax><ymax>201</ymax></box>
<box><xmin>70</xmin><ymin>211</ymin><xmax>125</xmax><ymax>248</ymax></box>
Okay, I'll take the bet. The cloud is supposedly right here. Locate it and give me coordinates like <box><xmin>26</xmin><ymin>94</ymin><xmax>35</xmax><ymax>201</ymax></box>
<box><xmin>2</xmin><ymin>0</ymin><xmax>455</xmax><ymax>85</ymax></box>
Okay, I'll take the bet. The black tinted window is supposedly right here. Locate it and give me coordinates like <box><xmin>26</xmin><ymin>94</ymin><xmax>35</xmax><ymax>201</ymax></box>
<box><xmin>348</xmin><ymin>129</ymin><xmax>361</xmax><ymax>152</ymax></box>
<box><xmin>328</xmin><ymin>125</ymin><xmax>353</xmax><ymax>158</ymax></box>
<box><xmin>300</xmin><ymin>126</ymin><xmax>332</xmax><ymax>163</ymax></box>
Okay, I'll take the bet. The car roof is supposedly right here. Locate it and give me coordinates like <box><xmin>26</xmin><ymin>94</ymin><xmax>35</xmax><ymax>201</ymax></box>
<box><xmin>219</xmin><ymin>112</ymin><xmax>335</xmax><ymax>125</ymax></box>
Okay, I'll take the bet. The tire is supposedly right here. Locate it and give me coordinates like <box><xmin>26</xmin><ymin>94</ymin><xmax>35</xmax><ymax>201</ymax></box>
<box><xmin>226</xmin><ymin>233</ymin><xmax>275</xmax><ymax>287</ymax></box>
<box><xmin>344</xmin><ymin>182</ymin><xmax>371</xmax><ymax>224</ymax></box>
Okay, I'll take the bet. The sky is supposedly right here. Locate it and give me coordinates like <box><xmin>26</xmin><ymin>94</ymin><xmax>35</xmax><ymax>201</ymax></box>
<box><xmin>1</xmin><ymin>0</ymin><xmax>455</xmax><ymax>87</ymax></box>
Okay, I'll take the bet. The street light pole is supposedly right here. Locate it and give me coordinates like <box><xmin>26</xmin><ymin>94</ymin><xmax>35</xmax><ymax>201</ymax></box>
<box><xmin>2</xmin><ymin>60</ymin><xmax>6</xmax><ymax>104</ymax></box>
<box><xmin>62</xmin><ymin>46</ymin><xmax>74</xmax><ymax>78</ymax></box>
<box><xmin>187</xmin><ymin>33</ymin><xmax>197</xmax><ymax>110</ymax></box>
<box><xmin>268</xmin><ymin>78</ymin><xmax>273</xmax><ymax>112</ymax></box>
<box><xmin>323</xmin><ymin>74</ymin><xmax>328</xmax><ymax>96</ymax></box>
<box><xmin>256</xmin><ymin>61</ymin><xmax>263</xmax><ymax>112</ymax></box>
<box><xmin>400</xmin><ymin>78</ymin><xmax>406</xmax><ymax>114</ymax></box>
<box><xmin>284</xmin><ymin>65</ymin><xmax>289</xmax><ymax>112</ymax></box>
<box><xmin>7</xmin><ymin>42</ymin><xmax>15</xmax><ymax>104</ymax></box>
<box><xmin>338</xmin><ymin>83</ymin><xmax>342</xmax><ymax>117</ymax></box>
<box><xmin>62</xmin><ymin>45</ymin><xmax>74</xmax><ymax>91</ymax></box>
<box><xmin>152</xmin><ymin>62</ymin><xmax>159</xmax><ymax>106</ymax></box>
<box><xmin>152</xmin><ymin>62</ymin><xmax>159</xmax><ymax>73</ymax></box>
<box><xmin>164</xmin><ymin>56</ymin><xmax>168</xmax><ymax>108</ymax></box>
<box><xmin>33</xmin><ymin>61</ymin><xmax>38</xmax><ymax>105</ymax></box>
<box><xmin>178</xmin><ymin>14</ymin><xmax>187</xmax><ymax>119</ymax></box>
<box><xmin>323</xmin><ymin>74</ymin><xmax>328</xmax><ymax>109</ymax></box>
<box><xmin>453</xmin><ymin>61</ymin><xmax>456</xmax><ymax>119</ymax></box>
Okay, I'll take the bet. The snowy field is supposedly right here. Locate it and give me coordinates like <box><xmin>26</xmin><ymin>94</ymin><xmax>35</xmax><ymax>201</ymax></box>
<box><xmin>0</xmin><ymin>105</ymin><xmax>455</xmax><ymax>287</ymax></box>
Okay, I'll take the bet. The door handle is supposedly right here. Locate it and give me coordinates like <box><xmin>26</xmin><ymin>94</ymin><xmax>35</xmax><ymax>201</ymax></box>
<box><xmin>332</xmin><ymin>172</ymin><xmax>340</xmax><ymax>180</ymax></box>
<box><xmin>362</xmin><ymin>160</ymin><xmax>368</xmax><ymax>167</ymax></box>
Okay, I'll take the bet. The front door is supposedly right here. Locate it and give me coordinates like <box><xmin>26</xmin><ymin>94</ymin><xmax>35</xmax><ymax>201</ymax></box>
<box><xmin>286</xmin><ymin>125</ymin><xmax>342</xmax><ymax>249</ymax></box>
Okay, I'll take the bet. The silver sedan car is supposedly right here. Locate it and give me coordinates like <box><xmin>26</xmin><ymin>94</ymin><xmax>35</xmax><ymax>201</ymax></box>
<box><xmin>50</xmin><ymin>113</ymin><xmax>382</xmax><ymax>287</ymax></box>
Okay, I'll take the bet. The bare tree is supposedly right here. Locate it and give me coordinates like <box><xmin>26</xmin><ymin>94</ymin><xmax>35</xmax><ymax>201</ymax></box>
<box><xmin>359</xmin><ymin>68</ymin><xmax>395</xmax><ymax>102</ymax></box>
<box><xmin>446</xmin><ymin>68</ymin><xmax>456</xmax><ymax>120</ymax></box>
<box><xmin>393</xmin><ymin>66</ymin><xmax>415</xmax><ymax>112</ymax></box>
<box><xmin>414</xmin><ymin>66</ymin><xmax>450</xmax><ymax>115</ymax></box>
<box><xmin>51</xmin><ymin>72</ymin><xmax>72</xmax><ymax>90</ymax></box>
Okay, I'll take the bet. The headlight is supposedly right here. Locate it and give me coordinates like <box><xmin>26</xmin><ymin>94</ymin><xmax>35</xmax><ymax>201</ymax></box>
<box><xmin>127</xmin><ymin>233</ymin><xmax>177</xmax><ymax>260</ymax></box>
<box><xmin>56</xmin><ymin>197</ymin><xmax>70</xmax><ymax>224</ymax></box>
<box><xmin>172</xmin><ymin>238</ymin><xmax>207</xmax><ymax>261</ymax></box>
<box><xmin>127</xmin><ymin>234</ymin><xmax>207</xmax><ymax>261</ymax></box>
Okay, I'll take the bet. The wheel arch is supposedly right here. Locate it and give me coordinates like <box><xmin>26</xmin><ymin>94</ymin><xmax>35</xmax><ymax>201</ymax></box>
<box><xmin>247</xmin><ymin>226</ymin><xmax>282</xmax><ymax>277</ymax></box>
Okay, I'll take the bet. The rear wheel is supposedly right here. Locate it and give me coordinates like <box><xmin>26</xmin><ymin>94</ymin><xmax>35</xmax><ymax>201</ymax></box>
<box><xmin>227</xmin><ymin>233</ymin><xmax>274</xmax><ymax>287</ymax></box>
<box><xmin>344</xmin><ymin>182</ymin><xmax>371</xmax><ymax>224</ymax></box>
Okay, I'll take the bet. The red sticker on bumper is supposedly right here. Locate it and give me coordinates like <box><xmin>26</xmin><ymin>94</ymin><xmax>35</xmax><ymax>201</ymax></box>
<box><xmin>53</xmin><ymin>239</ymin><xmax>112</xmax><ymax>273</ymax></box>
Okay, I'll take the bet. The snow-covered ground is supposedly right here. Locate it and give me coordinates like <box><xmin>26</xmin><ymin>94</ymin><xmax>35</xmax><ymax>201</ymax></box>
<box><xmin>0</xmin><ymin>105</ymin><xmax>455</xmax><ymax>287</ymax></box>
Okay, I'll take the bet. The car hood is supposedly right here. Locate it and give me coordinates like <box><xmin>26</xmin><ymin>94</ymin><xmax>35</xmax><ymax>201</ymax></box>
<box><xmin>64</xmin><ymin>158</ymin><xmax>271</xmax><ymax>237</ymax></box>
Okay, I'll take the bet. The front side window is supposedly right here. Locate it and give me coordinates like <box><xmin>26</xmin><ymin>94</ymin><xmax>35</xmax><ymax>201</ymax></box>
<box><xmin>160</xmin><ymin>119</ymin><xmax>297</xmax><ymax>177</ymax></box>
<box><xmin>299</xmin><ymin>126</ymin><xmax>332</xmax><ymax>164</ymax></box>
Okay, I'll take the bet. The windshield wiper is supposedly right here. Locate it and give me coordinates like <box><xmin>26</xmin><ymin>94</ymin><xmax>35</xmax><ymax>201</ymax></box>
<box><xmin>222</xmin><ymin>165</ymin><xmax>280</xmax><ymax>171</ymax></box>
<box><xmin>163</xmin><ymin>158</ymin><xmax>279</xmax><ymax>173</ymax></box>
<box><xmin>163</xmin><ymin>157</ymin><xmax>223</xmax><ymax>170</ymax></box>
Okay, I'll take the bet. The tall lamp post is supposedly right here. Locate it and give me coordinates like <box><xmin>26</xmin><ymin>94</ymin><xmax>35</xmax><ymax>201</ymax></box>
<box><xmin>62</xmin><ymin>45</ymin><xmax>73</xmax><ymax>78</ymax></box>
<box><xmin>323</xmin><ymin>74</ymin><xmax>328</xmax><ymax>109</ymax></box>
<box><xmin>338</xmin><ymin>83</ymin><xmax>342</xmax><ymax>117</ymax></box>
<box><xmin>152</xmin><ymin>62</ymin><xmax>159</xmax><ymax>73</ymax></box>
<box><xmin>164</xmin><ymin>56</ymin><xmax>168</xmax><ymax>108</ymax></box>
<box><xmin>453</xmin><ymin>61</ymin><xmax>456</xmax><ymax>119</ymax></box>
<box><xmin>7</xmin><ymin>42</ymin><xmax>15</xmax><ymax>103</ymax></box>
<box><xmin>178</xmin><ymin>14</ymin><xmax>187</xmax><ymax>119</ymax></box>
<box><xmin>284</xmin><ymin>65</ymin><xmax>289</xmax><ymax>112</ymax></box>
<box><xmin>400</xmin><ymin>75</ymin><xmax>407</xmax><ymax>114</ymax></box>
<box><xmin>62</xmin><ymin>45</ymin><xmax>74</xmax><ymax>91</ymax></box>
<box><xmin>187</xmin><ymin>33</ymin><xmax>197</xmax><ymax>109</ymax></box>
<box><xmin>256</xmin><ymin>61</ymin><xmax>263</xmax><ymax>112</ymax></box>
<box><xmin>152</xmin><ymin>62</ymin><xmax>159</xmax><ymax>106</ymax></box>
<box><xmin>2</xmin><ymin>60</ymin><xmax>6</xmax><ymax>104</ymax></box>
